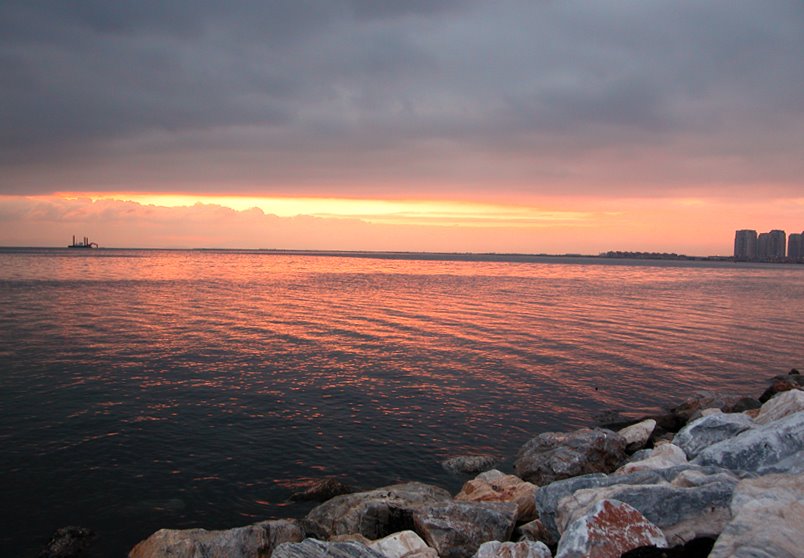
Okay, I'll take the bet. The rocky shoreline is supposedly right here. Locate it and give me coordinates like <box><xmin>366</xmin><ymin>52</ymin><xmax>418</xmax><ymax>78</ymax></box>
<box><xmin>43</xmin><ymin>370</ymin><xmax>803</xmax><ymax>558</ymax></box>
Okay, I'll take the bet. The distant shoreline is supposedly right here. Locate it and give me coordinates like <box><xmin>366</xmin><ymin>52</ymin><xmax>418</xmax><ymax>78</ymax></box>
<box><xmin>3</xmin><ymin>245</ymin><xmax>804</xmax><ymax>265</ymax></box>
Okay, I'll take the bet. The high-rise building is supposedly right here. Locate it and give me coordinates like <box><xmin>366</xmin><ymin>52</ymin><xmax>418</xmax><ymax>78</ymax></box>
<box><xmin>789</xmin><ymin>232</ymin><xmax>803</xmax><ymax>262</ymax></box>
<box><xmin>733</xmin><ymin>229</ymin><xmax>757</xmax><ymax>260</ymax></box>
<box><xmin>735</xmin><ymin>228</ymin><xmax>800</xmax><ymax>262</ymax></box>
<box><xmin>757</xmin><ymin>232</ymin><xmax>770</xmax><ymax>260</ymax></box>
<box><xmin>768</xmin><ymin>230</ymin><xmax>786</xmax><ymax>260</ymax></box>
<box><xmin>756</xmin><ymin>230</ymin><xmax>786</xmax><ymax>261</ymax></box>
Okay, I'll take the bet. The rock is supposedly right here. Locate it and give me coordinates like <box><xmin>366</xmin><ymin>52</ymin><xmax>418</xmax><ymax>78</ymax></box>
<box><xmin>442</xmin><ymin>455</ymin><xmax>500</xmax><ymax>475</ymax></box>
<box><xmin>330</xmin><ymin>534</ymin><xmax>373</xmax><ymax>544</ymax></box>
<box><xmin>668</xmin><ymin>391</ymin><xmax>749</xmax><ymax>424</ymax></box>
<box><xmin>515</xmin><ymin>520</ymin><xmax>553</xmax><ymax>545</ymax></box>
<box><xmin>650</xmin><ymin>431</ymin><xmax>676</xmax><ymax>446</ymax></box>
<box><xmin>535</xmin><ymin>474</ymin><xmax>611</xmax><ymax>543</ymax></box>
<box><xmin>303</xmin><ymin>482</ymin><xmax>451</xmax><ymax>540</ymax></box>
<box><xmin>273</xmin><ymin>538</ymin><xmax>386</xmax><ymax>558</ymax></box>
<box><xmin>368</xmin><ymin>530</ymin><xmax>438</xmax><ymax>558</ymax></box>
<box><xmin>758</xmin><ymin>372</ymin><xmax>804</xmax><ymax>403</ymax></box>
<box><xmin>128</xmin><ymin>519</ymin><xmax>303</xmax><ymax>558</ymax></box>
<box><xmin>727</xmin><ymin>397</ymin><xmax>762</xmax><ymax>413</ymax></box>
<box><xmin>692</xmin><ymin>410</ymin><xmax>804</xmax><ymax>475</ymax></box>
<box><xmin>744</xmin><ymin>408</ymin><xmax>761</xmax><ymax>419</ymax></box>
<box><xmin>650</xmin><ymin>413</ymin><xmax>686</xmax><ymax>433</ymax></box>
<box><xmin>754</xmin><ymin>389</ymin><xmax>804</xmax><ymax>425</ymax></box>
<box><xmin>554</xmin><ymin>467</ymin><xmax>738</xmax><ymax>546</ymax></box>
<box><xmin>413</xmin><ymin>501</ymin><xmax>518</xmax><ymax>558</ymax></box>
<box><xmin>555</xmin><ymin>499</ymin><xmax>667</xmax><ymax>558</ymax></box>
<box><xmin>709</xmin><ymin>473</ymin><xmax>804</xmax><ymax>558</ymax></box>
<box><xmin>455</xmin><ymin>469</ymin><xmax>537</xmax><ymax>522</ymax></box>
<box><xmin>289</xmin><ymin>478</ymin><xmax>355</xmax><ymax>502</ymax></box>
<box><xmin>39</xmin><ymin>526</ymin><xmax>95</xmax><ymax>558</ymax></box>
<box><xmin>624</xmin><ymin>449</ymin><xmax>653</xmax><ymax>464</ymax></box>
<box><xmin>618</xmin><ymin>419</ymin><xmax>656</xmax><ymax>453</ymax></box>
<box><xmin>614</xmin><ymin>444</ymin><xmax>688</xmax><ymax>475</ymax></box>
<box><xmin>473</xmin><ymin>540</ymin><xmax>553</xmax><ymax>558</ymax></box>
<box><xmin>672</xmin><ymin>413</ymin><xmax>755</xmax><ymax>459</ymax></box>
<box><xmin>514</xmin><ymin>428</ymin><xmax>627</xmax><ymax>485</ymax></box>
<box><xmin>620</xmin><ymin>537</ymin><xmax>716</xmax><ymax>557</ymax></box>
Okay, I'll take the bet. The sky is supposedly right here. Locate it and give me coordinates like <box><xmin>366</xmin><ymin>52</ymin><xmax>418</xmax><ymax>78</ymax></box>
<box><xmin>1</xmin><ymin>1</ymin><xmax>802</xmax><ymax>254</ymax></box>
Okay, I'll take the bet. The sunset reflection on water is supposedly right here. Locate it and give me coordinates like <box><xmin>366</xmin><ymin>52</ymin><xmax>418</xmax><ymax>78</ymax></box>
<box><xmin>1</xmin><ymin>249</ymin><xmax>803</xmax><ymax>556</ymax></box>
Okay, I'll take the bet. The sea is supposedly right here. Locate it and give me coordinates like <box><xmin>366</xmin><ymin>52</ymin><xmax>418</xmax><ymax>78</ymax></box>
<box><xmin>1</xmin><ymin>248</ymin><xmax>802</xmax><ymax>556</ymax></box>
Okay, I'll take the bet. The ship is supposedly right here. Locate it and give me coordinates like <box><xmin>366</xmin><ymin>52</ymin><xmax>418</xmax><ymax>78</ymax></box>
<box><xmin>68</xmin><ymin>235</ymin><xmax>98</xmax><ymax>249</ymax></box>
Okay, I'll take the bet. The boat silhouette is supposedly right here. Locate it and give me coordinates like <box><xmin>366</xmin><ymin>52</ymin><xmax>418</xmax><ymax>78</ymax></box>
<box><xmin>68</xmin><ymin>235</ymin><xmax>98</xmax><ymax>249</ymax></box>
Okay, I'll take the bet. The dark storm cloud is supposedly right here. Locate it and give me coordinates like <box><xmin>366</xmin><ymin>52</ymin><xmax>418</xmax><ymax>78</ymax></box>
<box><xmin>1</xmin><ymin>0</ymin><xmax>802</xmax><ymax>196</ymax></box>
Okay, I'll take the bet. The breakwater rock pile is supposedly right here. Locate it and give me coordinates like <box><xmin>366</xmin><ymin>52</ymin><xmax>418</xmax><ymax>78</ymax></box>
<box><xmin>56</xmin><ymin>370</ymin><xmax>804</xmax><ymax>558</ymax></box>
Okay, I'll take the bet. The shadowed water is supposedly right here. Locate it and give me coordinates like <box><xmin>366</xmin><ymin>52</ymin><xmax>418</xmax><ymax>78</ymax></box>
<box><xmin>1</xmin><ymin>249</ymin><xmax>802</xmax><ymax>556</ymax></box>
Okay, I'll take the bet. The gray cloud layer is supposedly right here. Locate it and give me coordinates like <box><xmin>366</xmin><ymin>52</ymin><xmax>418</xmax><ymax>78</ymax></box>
<box><xmin>1</xmin><ymin>1</ymin><xmax>802</xmax><ymax>197</ymax></box>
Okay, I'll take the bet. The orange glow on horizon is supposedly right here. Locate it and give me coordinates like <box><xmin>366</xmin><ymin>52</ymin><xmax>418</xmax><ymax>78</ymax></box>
<box><xmin>2</xmin><ymin>191</ymin><xmax>801</xmax><ymax>255</ymax></box>
<box><xmin>55</xmin><ymin>192</ymin><xmax>595</xmax><ymax>228</ymax></box>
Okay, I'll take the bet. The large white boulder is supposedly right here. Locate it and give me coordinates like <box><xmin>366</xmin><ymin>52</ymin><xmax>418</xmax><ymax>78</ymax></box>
<box><xmin>692</xmin><ymin>411</ymin><xmax>804</xmax><ymax>475</ymax></box>
<box><xmin>709</xmin><ymin>473</ymin><xmax>804</xmax><ymax>558</ymax></box>
<box><xmin>617</xmin><ymin>419</ymin><xmax>656</xmax><ymax>452</ymax></box>
<box><xmin>368</xmin><ymin>530</ymin><xmax>437</xmax><ymax>558</ymax></box>
<box><xmin>754</xmin><ymin>389</ymin><xmax>804</xmax><ymax>425</ymax></box>
<box><xmin>614</xmin><ymin>443</ymin><xmax>688</xmax><ymax>475</ymax></box>
<box><xmin>673</xmin><ymin>413</ymin><xmax>755</xmax><ymax>459</ymax></box>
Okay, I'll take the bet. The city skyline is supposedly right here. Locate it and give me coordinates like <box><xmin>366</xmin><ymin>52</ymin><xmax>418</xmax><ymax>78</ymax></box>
<box><xmin>1</xmin><ymin>2</ymin><xmax>803</xmax><ymax>255</ymax></box>
<box><xmin>735</xmin><ymin>228</ymin><xmax>804</xmax><ymax>262</ymax></box>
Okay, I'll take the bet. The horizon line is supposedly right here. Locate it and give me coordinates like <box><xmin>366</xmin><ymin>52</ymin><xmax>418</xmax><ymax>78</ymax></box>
<box><xmin>0</xmin><ymin>245</ymin><xmax>740</xmax><ymax>260</ymax></box>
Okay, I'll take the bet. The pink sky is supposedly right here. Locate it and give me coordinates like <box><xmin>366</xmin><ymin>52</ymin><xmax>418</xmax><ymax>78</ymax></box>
<box><xmin>1</xmin><ymin>3</ymin><xmax>802</xmax><ymax>253</ymax></box>
<box><xmin>1</xmin><ymin>193</ymin><xmax>801</xmax><ymax>255</ymax></box>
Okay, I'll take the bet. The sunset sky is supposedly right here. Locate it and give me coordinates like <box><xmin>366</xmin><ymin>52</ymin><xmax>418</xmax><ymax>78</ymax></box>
<box><xmin>1</xmin><ymin>1</ymin><xmax>802</xmax><ymax>254</ymax></box>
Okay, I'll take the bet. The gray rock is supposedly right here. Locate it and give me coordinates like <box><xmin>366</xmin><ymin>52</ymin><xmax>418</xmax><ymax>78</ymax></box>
<box><xmin>708</xmin><ymin>473</ymin><xmax>804</xmax><ymax>558</ymax></box>
<box><xmin>40</xmin><ymin>526</ymin><xmax>95</xmax><ymax>558</ymax></box>
<box><xmin>624</xmin><ymin>449</ymin><xmax>653</xmax><ymax>464</ymax></box>
<box><xmin>535</xmin><ymin>468</ymin><xmax>699</xmax><ymax>542</ymax></box>
<box><xmin>128</xmin><ymin>519</ymin><xmax>303</xmax><ymax>558</ymax></box>
<box><xmin>692</xmin><ymin>410</ymin><xmax>804</xmax><ymax>475</ymax></box>
<box><xmin>289</xmin><ymin>478</ymin><xmax>355</xmax><ymax>502</ymax></box>
<box><xmin>614</xmin><ymin>443</ymin><xmax>688</xmax><ymax>475</ymax></box>
<box><xmin>329</xmin><ymin>534</ymin><xmax>373</xmax><ymax>544</ymax></box>
<box><xmin>442</xmin><ymin>455</ymin><xmax>500</xmax><ymax>475</ymax></box>
<box><xmin>413</xmin><ymin>501</ymin><xmax>518</xmax><ymax>558</ymax></box>
<box><xmin>535</xmin><ymin>474</ymin><xmax>611</xmax><ymax>543</ymax></box>
<box><xmin>618</xmin><ymin>419</ymin><xmax>656</xmax><ymax>453</ymax></box>
<box><xmin>473</xmin><ymin>540</ymin><xmax>553</xmax><ymax>558</ymax></box>
<box><xmin>673</xmin><ymin>413</ymin><xmax>755</xmax><ymax>459</ymax></box>
<box><xmin>303</xmin><ymin>482</ymin><xmax>451</xmax><ymax>540</ymax></box>
<box><xmin>555</xmin><ymin>499</ymin><xmax>666</xmax><ymax>558</ymax></box>
<box><xmin>536</xmin><ymin>466</ymin><xmax>738</xmax><ymax>544</ymax></box>
<box><xmin>514</xmin><ymin>428</ymin><xmax>627</xmax><ymax>485</ymax></box>
<box><xmin>368</xmin><ymin>530</ymin><xmax>438</xmax><ymax>558</ymax></box>
<box><xmin>555</xmin><ymin>468</ymin><xmax>738</xmax><ymax>546</ymax></box>
<box><xmin>754</xmin><ymin>389</ymin><xmax>804</xmax><ymax>425</ymax></box>
<box><xmin>273</xmin><ymin>538</ymin><xmax>386</xmax><ymax>558</ymax></box>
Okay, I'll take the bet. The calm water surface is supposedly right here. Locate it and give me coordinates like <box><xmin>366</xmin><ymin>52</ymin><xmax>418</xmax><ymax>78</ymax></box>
<box><xmin>1</xmin><ymin>249</ymin><xmax>803</xmax><ymax>556</ymax></box>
